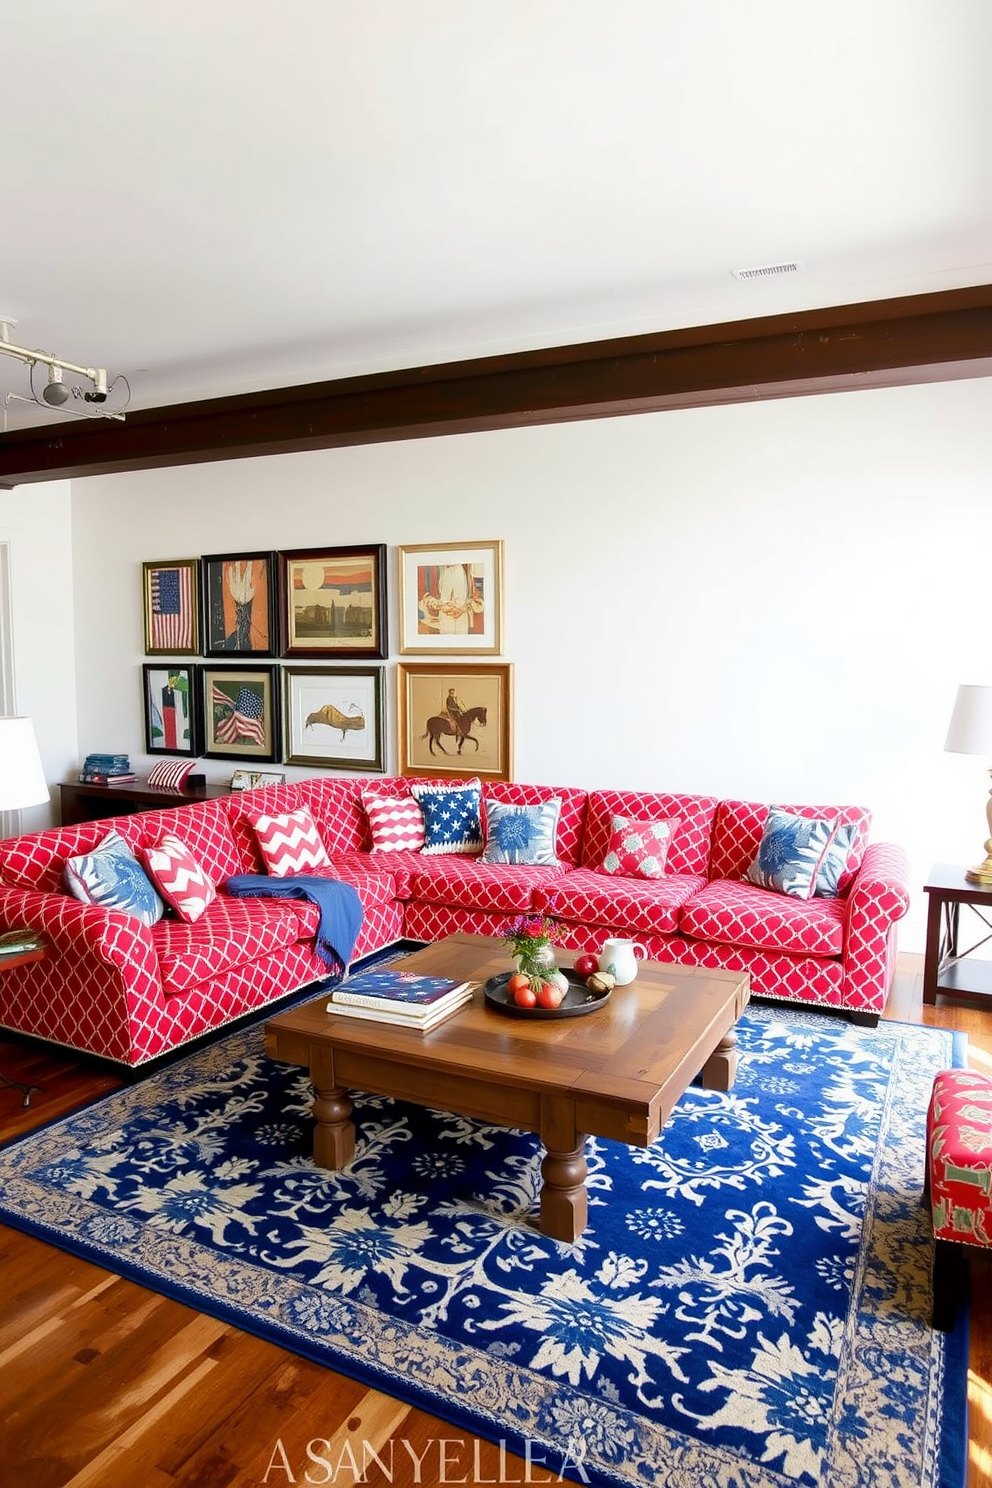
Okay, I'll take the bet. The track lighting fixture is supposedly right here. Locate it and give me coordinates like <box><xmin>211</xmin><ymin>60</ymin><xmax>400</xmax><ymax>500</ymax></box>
<box><xmin>0</xmin><ymin>316</ymin><xmax>128</xmax><ymax>421</ymax></box>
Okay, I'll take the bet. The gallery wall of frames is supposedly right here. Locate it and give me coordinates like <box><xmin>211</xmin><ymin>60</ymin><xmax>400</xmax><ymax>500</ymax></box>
<box><xmin>140</xmin><ymin>541</ymin><xmax>513</xmax><ymax>780</ymax></box>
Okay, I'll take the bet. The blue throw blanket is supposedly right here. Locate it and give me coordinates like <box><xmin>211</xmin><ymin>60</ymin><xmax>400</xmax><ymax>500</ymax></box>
<box><xmin>224</xmin><ymin>874</ymin><xmax>363</xmax><ymax>972</ymax></box>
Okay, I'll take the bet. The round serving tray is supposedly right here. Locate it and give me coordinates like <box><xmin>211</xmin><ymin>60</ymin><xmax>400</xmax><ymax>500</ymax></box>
<box><xmin>484</xmin><ymin>968</ymin><xmax>611</xmax><ymax>1019</ymax></box>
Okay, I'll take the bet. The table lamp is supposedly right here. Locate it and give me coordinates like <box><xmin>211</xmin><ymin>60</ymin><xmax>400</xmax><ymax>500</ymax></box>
<box><xmin>0</xmin><ymin>717</ymin><xmax>49</xmax><ymax>820</ymax></box>
<box><xmin>944</xmin><ymin>684</ymin><xmax>992</xmax><ymax>883</ymax></box>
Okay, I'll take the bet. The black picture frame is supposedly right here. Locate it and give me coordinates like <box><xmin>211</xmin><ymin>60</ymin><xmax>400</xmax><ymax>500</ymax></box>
<box><xmin>141</xmin><ymin>663</ymin><xmax>203</xmax><ymax>757</ymax></box>
<box><xmin>200</xmin><ymin>665</ymin><xmax>282</xmax><ymax>763</ymax></box>
<box><xmin>279</xmin><ymin>544</ymin><xmax>387</xmax><ymax>660</ymax></box>
<box><xmin>283</xmin><ymin>665</ymin><xmax>385</xmax><ymax>773</ymax></box>
<box><xmin>201</xmin><ymin>551</ymin><xmax>280</xmax><ymax>658</ymax></box>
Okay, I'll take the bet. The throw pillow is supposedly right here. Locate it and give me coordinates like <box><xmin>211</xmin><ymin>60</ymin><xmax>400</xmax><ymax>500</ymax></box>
<box><xmin>140</xmin><ymin>833</ymin><xmax>217</xmax><ymax>923</ymax></box>
<box><xmin>814</xmin><ymin>822</ymin><xmax>857</xmax><ymax>898</ymax></box>
<box><xmin>481</xmin><ymin>798</ymin><xmax>561</xmax><ymax>866</ymax></box>
<box><xmin>410</xmin><ymin>779</ymin><xmax>484</xmax><ymax>856</ymax></box>
<box><xmin>64</xmin><ymin>829</ymin><xmax>165</xmax><ymax>926</ymax></box>
<box><xmin>745</xmin><ymin>809</ymin><xmax>838</xmax><ymax>900</ymax></box>
<box><xmin>362</xmin><ymin>792</ymin><xmax>426</xmax><ymax>853</ymax></box>
<box><xmin>601</xmin><ymin>815</ymin><xmax>675</xmax><ymax>880</ymax></box>
<box><xmin>248</xmin><ymin>806</ymin><xmax>332</xmax><ymax>876</ymax></box>
<box><xmin>146</xmin><ymin>759</ymin><xmax>197</xmax><ymax>790</ymax></box>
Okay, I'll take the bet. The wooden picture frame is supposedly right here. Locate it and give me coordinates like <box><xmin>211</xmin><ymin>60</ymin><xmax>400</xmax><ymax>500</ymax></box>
<box><xmin>141</xmin><ymin>663</ymin><xmax>202</xmax><ymax>756</ymax></box>
<box><xmin>283</xmin><ymin>666</ymin><xmax>385</xmax><ymax>773</ymax></box>
<box><xmin>398</xmin><ymin>540</ymin><xmax>503</xmax><ymax>655</ymax></box>
<box><xmin>201</xmin><ymin>551</ymin><xmax>279</xmax><ymax>657</ymax></box>
<box><xmin>279</xmin><ymin>544</ymin><xmax>387</xmax><ymax>659</ymax></box>
<box><xmin>397</xmin><ymin>662</ymin><xmax>513</xmax><ymax>780</ymax></box>
<box><xmin>201</xmin><ymin>665</ymin><xmax>281</xmax><ymax>762</ymax></box>
<box><xmin>142</xmin><ymin>559</ymin><xmax>200</xmax><ymax>656</ymax></box>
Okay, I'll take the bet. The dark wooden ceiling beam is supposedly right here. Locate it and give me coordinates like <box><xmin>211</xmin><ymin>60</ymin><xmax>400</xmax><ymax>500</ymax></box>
<box><xmin>2</xmin><ymin>284</ymin><xmax>991</xmax><ymax>486</ymax></box>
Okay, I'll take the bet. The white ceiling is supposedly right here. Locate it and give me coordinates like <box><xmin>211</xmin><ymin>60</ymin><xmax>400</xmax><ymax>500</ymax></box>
<box><xmin>2</xmin><ymin>0</ymin><xmax>990</xmax><ymax>430</ymax></box>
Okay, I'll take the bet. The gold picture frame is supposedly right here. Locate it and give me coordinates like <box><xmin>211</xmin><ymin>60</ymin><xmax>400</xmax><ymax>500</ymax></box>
<box><xmin>398</xmin><ymin>540</ymin><xmax>503</xmax><ymax>655</ymax></box>
<box><xmin>397</xmin><ymin>662</ymin><xmax>513</xmax><ymax>781</ymax></box>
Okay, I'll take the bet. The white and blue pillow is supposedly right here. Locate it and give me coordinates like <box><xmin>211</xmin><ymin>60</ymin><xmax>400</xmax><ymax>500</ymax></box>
<box><xmin>64</xmin><ymin>829</ymin><xmax>165</xmax><ymax>926</ymax></box>
<box><xmin>745</xmin><ymin>809</ymin><xmax>837</xmax><ymax>901</ymax></box>
<box><xmin>410</xmin><ymin>779</ymin><xmax>484</xmax><ymax>856</ymax></box>
<box><xmin>814</xmin><ymin>822</ymin><xmax>856</xmax><ymax>898</ymax></box>
<box><xmin>481</xmin><ymin>799</ymin><xmax>561</xmax><ymax>866</ymax></box>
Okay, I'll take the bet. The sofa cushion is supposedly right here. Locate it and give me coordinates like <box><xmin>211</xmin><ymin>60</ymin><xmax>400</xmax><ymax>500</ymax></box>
<box><xmin>580</xmin><ymin>790</ymin><xmax>718</xmax><ymax>878</ymax></box>
<box><xmin>249</xmin><ymin>807</ymin><xmax>332</xmax><ymax>877</ymax></box>
<box><xmin>744</xmin><ymin>809</ymin><xmax>838</xmax><ymax>900</ymax></box>
<box><xmin>481</xmin><ymin>799</ymin><xmax>561</xmax><ymax>866</ymax></box>
<box><xmin>118</xmin><ymin>799</ymin><xmax>246</xmax><ymax>884</ymax></box>
<box><xmin>482</xmin><ymin>782</ymin><xmax>587</xmax><ymax>868</ymax></box>
<box><xmin>363</xmin><ymin>791</ymin><xmax>426</xmax><ymax>853</ymax></box>
<box><xmin>140</xmin><ymin>833</ymin><xmax>217</xmax><ymax>924</ymax></box>
<box><xmin>153</xmin><ymin>895</ymin><xmax>306</xmax><ymax>997</ymax></box>
<box><xmin>709</xmin><ymin>800</ymin><xmax>872</xmax><ymax>891</ymax></box>
<box><xmin>407</xmin><ymin>857</ymin><xmax>567</xmax><ymax>916</ymax></box>
<box><xmin>411</xmin><ymin>779</ymin><xmax>484</xmax><ymax>856</ymax></box>
<box><xmin>815</xmin><ymin>822</ymin><xmax>858</xmax><ymax>898</ymax></box>
<box><xmin>601</xmin><ymin>815</ymin><xmax>675</xmax><ymax>880</ymax></box>
<box><xmin>64</xmin><ymin>830</ymin><xmax>165</xmax><ymax>927</ymax></box>
<box><xmin>679</xmin><ymin>879</ymin><xmax>846</xmax><ymax>958</ymax></box>
<box><xmin>550</xmin><ymin>867</ymin><xmax>707</xmax><ymax>936</ymax></box>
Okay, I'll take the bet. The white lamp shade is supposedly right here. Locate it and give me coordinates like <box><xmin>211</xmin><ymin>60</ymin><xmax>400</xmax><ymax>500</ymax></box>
<box><xmin>0</xmin><ymin>717</ymin><xmax>49</xmax><ymax>811</ymax></box>
<box><xmin>945</xmin><ymin>685</ymin><xmax>992</xmax><ymax>756</ymax></box>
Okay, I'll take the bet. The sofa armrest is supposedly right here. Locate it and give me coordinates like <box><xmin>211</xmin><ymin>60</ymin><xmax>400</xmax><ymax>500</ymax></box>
<box><xmin>0</xmin><ymin>884</ymin><xmax>162</xmax><ymax>997</ymax></box>
<box><xmin>841</xmin><ymin>843</ymin><xmax>911</xmax><ymax>1013</ymax></box>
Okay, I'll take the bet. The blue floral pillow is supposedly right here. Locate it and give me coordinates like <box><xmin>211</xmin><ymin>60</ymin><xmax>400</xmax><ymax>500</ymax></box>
<box><xmin>481</xmin><ymin>799</ymin><xmax>561</xmax><ymax>866</ymax></box>
<box><xmin>64</xmin><ymin>829</ymin><xmax>165</xmax><ymax>926</ymax></box>
<box><xmin>410</xmin><ymin>779</ymin><xmax>484</xmax><ymax>856</ymax></box>
<box><xmin>744</xmin><ymin>809</ymin><xmax>837</xmax><ymax>901</ymax></box>
<box><xmin>814</xmin><ymin>822</ymin><xmax>857</xmax><ymax>898</ymax></box>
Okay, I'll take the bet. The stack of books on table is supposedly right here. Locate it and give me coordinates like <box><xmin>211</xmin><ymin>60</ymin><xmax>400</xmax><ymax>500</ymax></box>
<box><xmin>326</xmin><ymin>970</ymin><xmax>476</xmax><ymax>1032</ymax></box>
<box><xmin>78</xmin><ymin>753</ymin><xmax>136</xmax><ymax>784</ymax></box>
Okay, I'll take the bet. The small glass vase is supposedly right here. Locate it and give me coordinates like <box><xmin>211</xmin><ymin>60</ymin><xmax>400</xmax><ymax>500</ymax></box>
<box><xmin>514</xmin><ymin>942</ymin><xmax>557</xmax><ymax>981</ymax></box>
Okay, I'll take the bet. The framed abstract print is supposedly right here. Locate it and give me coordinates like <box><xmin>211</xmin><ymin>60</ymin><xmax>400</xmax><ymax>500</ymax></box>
<box><xmin>279</xmin><ymin>544</ymin><xmax>387</xmax><ymax>659</ymax></box>
<box><xmin>201</xmin><ymin>666</ymin><xmax>281</xmax><ymax>762</ymax></box>
<box><xmin>283</xmin><ymin>666</ymin><xmax>385</xmax><ymax>773</ymax></box>
<box><xmin>142</xmin><ymin>663</ymin><xmax>202</xmax><ymax>756</ymax></box>
<box><xmin>142</xmin><ymin>559</ymin><xmax>200</xmax><ymax>656</ymax></box>
<box><xmin>398</xmin><ymin>540</ymin><xmax>503</xmax><ymax>655</ymax></box>
<box><xmin>201</xmin><ymin>552</ymin><xmax>279</xmax><ymax>657</ymax></box>
<box><xmin>397</xmin><ymin>662</ymin><xmax>513</xmax><ymax>781</ymax></box>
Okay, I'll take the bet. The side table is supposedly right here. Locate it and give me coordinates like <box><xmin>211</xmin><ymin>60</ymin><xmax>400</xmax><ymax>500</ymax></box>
<box><xmin>923</xmin><ymin>864</ymin><xmax>992</xmax><ymax>1007</ymax></box>
<box><xmin>0</xmin><ymin>942</ymin><xmax>48</xmax><ymax>1106</ymax></box>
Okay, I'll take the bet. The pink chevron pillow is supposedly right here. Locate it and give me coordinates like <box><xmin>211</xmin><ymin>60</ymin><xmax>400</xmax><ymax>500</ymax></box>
<box><xmin>248</xmin><ymin>806</ymin><xmax>331</xmax><ymax>877</ymax></box>
<box><xmin>362</xmin><ymin>792</ymin><xmax>425</xmax><ymax>853</ymax></box>
<box><xmin>140</xmin><ymin>833</ymin><xmax>217</xmax><ymax>923</ymax></box>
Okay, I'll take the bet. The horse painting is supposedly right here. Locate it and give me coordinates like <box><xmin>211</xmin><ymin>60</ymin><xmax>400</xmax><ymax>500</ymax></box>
<box><xmin>422</xmin><ymin>704</ymin><xmax>487</xmax><ymax>755</ymax></box>
<box><xmin>305</xmin><ymin>702</ymin><xmax>365</xmax><ymax>740</ymax></box>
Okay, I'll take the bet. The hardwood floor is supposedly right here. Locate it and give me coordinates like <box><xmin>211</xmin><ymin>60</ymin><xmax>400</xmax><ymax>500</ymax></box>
<box><xmin>0</xmin><ymin>956</ymin><xmax>988</xmax><ymax>1487</ymax></box>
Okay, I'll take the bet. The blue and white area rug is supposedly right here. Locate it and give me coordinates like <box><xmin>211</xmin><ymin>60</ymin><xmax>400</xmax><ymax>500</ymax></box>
<box><xmin>0</xmin><ymin>1009</ymin><xmax>967</xmax><ymax>1488</ymax></box>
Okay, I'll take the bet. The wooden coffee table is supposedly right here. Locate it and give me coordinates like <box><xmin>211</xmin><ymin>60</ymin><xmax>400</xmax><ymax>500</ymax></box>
<box><xmin>264</xmin><ymin>933</ymin><xmax>749</xmax><ymax>1243</ymax></box>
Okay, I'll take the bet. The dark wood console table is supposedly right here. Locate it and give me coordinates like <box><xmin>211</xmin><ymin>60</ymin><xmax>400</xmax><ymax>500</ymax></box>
<box><xmin>59</xmin><ymin>778</ymin><xmax>231</xmax><ymax>827</ymax></box>
<box><xmin>923</xmin><ymin>863</ymin><xmax>992</xmax><ymax>1006</ymax></box>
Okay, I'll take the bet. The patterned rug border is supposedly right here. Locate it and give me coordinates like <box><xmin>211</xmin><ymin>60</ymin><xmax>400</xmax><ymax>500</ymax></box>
<box><xmin>0</xmin><ymin>1009</ymin><xmax>970</xmax><ymax>1488</ymax></box>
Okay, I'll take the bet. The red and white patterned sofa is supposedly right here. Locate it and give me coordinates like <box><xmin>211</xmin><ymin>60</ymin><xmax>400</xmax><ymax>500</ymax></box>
<box><xmin>0</xmin><ymin>776</ymin><xmax>910</xmax><ymax>1066</ymax></box>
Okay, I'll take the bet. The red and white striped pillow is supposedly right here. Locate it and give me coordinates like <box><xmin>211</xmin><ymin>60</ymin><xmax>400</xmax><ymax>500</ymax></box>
<box><xmin>248</xmin><ymin>806</ymin><xmax>332</xmax><ymax>876</ymax></box>
<box><xmin>140</xmin><ymin>833</ymin><xmax>217</xmax><ymax>923</ymax></box>
<box><xmin>362</xmin><ymin>792</ymin><xmax>425</xmax><ymax>853</ymax></box>
<box><xmin>146</xmin><ymin>759</ymin><xmax>197</xmax><ymax>790</ymax></box>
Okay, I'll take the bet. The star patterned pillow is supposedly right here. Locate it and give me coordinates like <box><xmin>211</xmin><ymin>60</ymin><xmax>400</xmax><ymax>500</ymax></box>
<box><xmin>410</xmin><ymin>779</ymin><xmax>484</xmax><ymax>856</ymax></box>
<box><xmin>481</xmin><ymin>799</ymin><xmax>561</xmax><ymax>866</ymax></box>
<box><xmin>601</xmin><ymin>815</ymin><xmax>676</xmax><ymax>880</ymax></box>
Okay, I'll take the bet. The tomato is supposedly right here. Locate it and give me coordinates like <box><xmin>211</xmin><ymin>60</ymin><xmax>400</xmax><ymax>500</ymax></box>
<box><xmin>536</xmin><ymin>982</ymin><xmax>565</xmax><ymax>1009</ymax></box>
<box><xmin>574</xmin><ymin>952</ymin><xmax>599</xmax><ymax>978</ymax></box>
<box><xmin>507</xmin><ymin>973</ymin><xmax>531</xmax><ymax>995</ymax></box>
<box><xmin>513</xmin><ymin>984</ymin><xmax>538</xmax><ymax>1008</ymax></box>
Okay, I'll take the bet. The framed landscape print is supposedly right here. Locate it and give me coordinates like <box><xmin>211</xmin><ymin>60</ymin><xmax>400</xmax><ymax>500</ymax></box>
<box><xmin>280</xmin><ymin>544</ymin><xmax>387</xmax><ymax>659</ymax></box>
<box><xmin>201</xmin><ymin>666</ymin><xmax>281</xmax><ymax>762</ymax></box>
<box><xmin>142</xmin><ymin>663</ymin><xmax>202</xmax><ymax>756</ymax></box>
<box><xmin>201</xmin><ymin>551</ymin><xmax>279</xmax><ymax>657</ymax></box>
<box><xmin>142</xmin><ymin>559</ymin><xmax>200</xmax><ymax>656</ymax></box>
<box><xmin>398</xmin><ymin>540</ymin><xmax>503</xmax><ymax>655</ymax></box>
<box><xmin>397</xmin><ymin>662</ymin><xmax>513</xmax><ymax>780</ymax></box>
<box><xmin>283</xmin><ymin>666</ymin><xmax>385</xmax><ymax>772</ymax></box>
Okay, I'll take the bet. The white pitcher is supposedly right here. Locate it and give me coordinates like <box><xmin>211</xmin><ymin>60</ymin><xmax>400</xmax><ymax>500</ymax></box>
<box><xmin>600</xmin><ymin>938</ymin><xmax>648</xmax><ymax>985</ymax></box>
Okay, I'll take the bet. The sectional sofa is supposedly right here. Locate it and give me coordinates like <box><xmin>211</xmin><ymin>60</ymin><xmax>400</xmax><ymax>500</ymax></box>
<box><xmin>0</xmin><ymin>775</ymin><xmax>910</xmax><ymax>1066</ymax></box>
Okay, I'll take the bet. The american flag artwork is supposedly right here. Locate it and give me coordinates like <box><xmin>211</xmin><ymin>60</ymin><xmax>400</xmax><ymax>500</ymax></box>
<box><xmin>212</xmin><ymin>683</ymin><xmax>267</xmax><ymax>746</ymax></box>
<box><xmin>149</xmin><ymin>565</ymin><xmax>193</xmax><ymax>651</ymax></box>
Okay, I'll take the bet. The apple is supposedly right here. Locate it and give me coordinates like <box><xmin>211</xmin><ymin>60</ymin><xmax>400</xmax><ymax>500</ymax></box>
<box><xmin>536</xmin><ymin>982</ymin><xmax>565</xmax><ymax>1009</ymax></box>
<box><xmin>574</xmin><ymin>952</ymin><xmax>599</xmax><ymax>978</ymax></box>
<box><xmin>513</xmin><ymin>983</ymin><xmax>538</xmax><ymax>1008</ymax></box>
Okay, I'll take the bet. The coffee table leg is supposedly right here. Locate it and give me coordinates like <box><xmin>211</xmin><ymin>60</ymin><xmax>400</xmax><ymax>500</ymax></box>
<box><xmin>310</xmin><ymin>1049</ymin><xmax>356</xmax><ymax>1169</ymax></box>
<box><xmin>701</xmin><ymin>1028</ymin><xmax>738</xmax><ymax>1091</ymax></box>
<box><xmin>540</xmin><ymin>1139</ymin><xmax>589</xmax><ymax>1242</ymax></box>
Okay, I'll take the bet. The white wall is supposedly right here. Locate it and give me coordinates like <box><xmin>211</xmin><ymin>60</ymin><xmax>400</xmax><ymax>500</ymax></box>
<box><xmin>70</xmin><ymin>376</ymin><xmax>992</xmax><ymax>950</ymax></box>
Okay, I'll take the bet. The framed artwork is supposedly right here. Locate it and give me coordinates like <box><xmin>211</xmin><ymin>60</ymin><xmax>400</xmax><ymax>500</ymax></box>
<box><xmin>398</xmin><ymin>540</ymin><xmax>503</xmax><ymax>655</ymax></box>
<box><xmin>397</xmin><ymin>662</ymin><xmax>513</xmax><ymax>780</ymax></box>
<box><xmin>142</xmin><ymin>559</ymin><xmax>200</xmax><ymax>656</ymax></box>
<box><xmin>201</xmin><ymin>552</ymin><xmax>279</xmax><ymax>657</ymax></box>
<box><xmin>141</xmin><ymin>663</ymin><xmax>202</xmax><ymax>756</ymax></box>
<box><xmin>283</xmin><ymin>666</ymin><xmax>385</xmax><ymax>772</ymax></box>
<box><xmin>201</xmin><ymin>666</ymin><xmax>281</xmax><ymax>762</ymax></box>
<box><xmin>279</xmin><ymin>544</ymin><xmax>387</xmax><ymax>659</ymax></box>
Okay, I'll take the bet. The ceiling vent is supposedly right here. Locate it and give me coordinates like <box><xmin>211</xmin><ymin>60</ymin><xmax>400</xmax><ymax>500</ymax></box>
<box><xmin>731</xmin><ymin>260</ymin><xmax>803</xmax><ymax>282</ymax></box>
